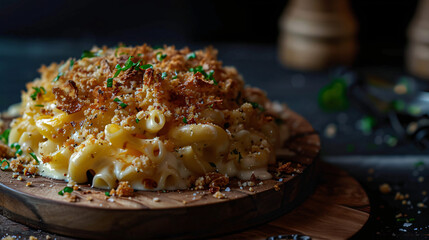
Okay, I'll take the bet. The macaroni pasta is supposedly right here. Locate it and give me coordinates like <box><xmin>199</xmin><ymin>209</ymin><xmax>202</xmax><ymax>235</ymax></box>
<box><xmin>7</xmin><ymin>44</ymin><xmax>290</xmax><ymax>190</ymax></box>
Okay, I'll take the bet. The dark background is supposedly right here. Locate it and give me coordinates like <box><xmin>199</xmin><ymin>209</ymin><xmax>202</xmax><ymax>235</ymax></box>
<box><xmin>0</xmin><ymin>1</ymin><xmax>428</xmax><ymax>239</ymax></box>
<box><xmin>0</xmin><ymin>0</ymin><xmax>419</xmax><ymax>65</ymax></box>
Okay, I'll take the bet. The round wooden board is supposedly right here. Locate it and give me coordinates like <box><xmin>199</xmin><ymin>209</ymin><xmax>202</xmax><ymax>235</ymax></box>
<box><xmin>0</xmin><ymin>162</ymin><xmax>370</xmax><ymax>240</ymax></box>
<box><xmin>0</xmin><ymin>109</ymin><xmax>322</xmax><ymax>240</ymax></box>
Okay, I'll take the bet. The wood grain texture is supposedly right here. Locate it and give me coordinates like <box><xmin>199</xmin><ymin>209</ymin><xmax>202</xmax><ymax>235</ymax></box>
<box><xmin>0</xmin><ymin>109</ymin><xmax>322</xmax><ymax>239</ymax></box>
<box><xmin>0</xmin><ymin>162</ymin><xmax>369</xmax><ymax>240</ymax></box>
<box><xmin>217</xmin><ymin>163</ymin><xmax>370</xmax><ymax>240</ymax></box>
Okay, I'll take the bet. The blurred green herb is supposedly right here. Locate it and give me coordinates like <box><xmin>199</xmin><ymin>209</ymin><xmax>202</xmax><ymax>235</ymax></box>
<box><xmin>318</xmin><ymin>78</ymin><xmax>349</xmax><ymax>112</ymax></box>
<box><xmin>0</xmin><ymin>129</ymin><xmax>10</xmax><ymax>144</ymax></box>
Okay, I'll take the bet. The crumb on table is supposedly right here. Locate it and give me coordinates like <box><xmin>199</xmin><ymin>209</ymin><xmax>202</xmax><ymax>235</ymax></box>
<box><xmin>379</xmin><ymin>183</ymin><xmax>391</xmax><ymax>194</ymax></box>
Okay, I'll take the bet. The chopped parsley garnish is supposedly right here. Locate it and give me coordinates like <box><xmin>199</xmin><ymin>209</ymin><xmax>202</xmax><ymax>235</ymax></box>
<box><xmin>208</xmin><ymin>70</ymin><xmax>218</xmax><ymax>85</ymax></box>
<box><xmin>358</xmin><ymin>116</ymin><xmax>376</xmax><ymax>135</ymax></box>
<box><xmin>69</xmin><ymin>59</ymin><xmax>75</xmax><ymax>69</ymax></box>
<box><xmin>318</xmin><ymin>78</ymin><xmax>349</xmax><ymax>112</ymax></box>
<box><xmin>0</xmin><ymin>129</ymin><xmax>10</xmax><ymax>144</ymax></box>
<box><xmin>249</xmin><ymin>102</ymin><xmax>265</xmax><ymax>111</ymax></box>
<box><xmin>156</xmin><ymin>52</ymin><xmax>167</xmax><ymax>61</ymax></box>
<box><xmin>172</xmin><ymin>75</ymin><xmax>178</xmax><ymax>79</ymax></box>
<box><xmin>140</xmin><ymin>64</ymin><xmax>153</xmax><ymax>70</ymax></box>
<box><xmin>415</xmin><ymin>161</ymin><xmax>424</xmax><ymax>167</ymax></box>
<box><xmin>189</xmin><ymin>66</ymin><xmax>217</xmax><ymax>85</ymax></box>
<box><xmin>187</xmin><ymin>52</ymin><xmax>196</xmax><ymax>60</ymax></box>
<box><xmin>209</xmin><ymin>162</ymin><xmax>216</xmax><ymax>168</ymax></box>
<box><xmin>58</xmin><ymin>186</ymin><xmax>73</xmax><ymax>196</ymax></box>
<box><xmin>113</xmin><ymin>98</ymin><xmax>128</xmax><ymax>109</ymax></box>
<box><xmin>52</xmin><ymin>72</ymin><xmax>63</xmax><ymax>82</ymax></box>
<box><xmin>189</xmin><ymin>65</ymin><xmax>205</xmax><ymax>76</ymax></box>
<box><xmin>81</xmin><ymin>50</ymin><xmax>96</xmax><ymax>59</ymax></box>
<box><xmin>135</xmin><ymin>118</ymin><xmax>140</xmax><ymax>123</ymax></box>
<box><xmin>1</xmin><ymin>159</ymin><xmax>9</xmax><ymax>170</ymax></box>
<box><xmin>114</xmin><ymin>43</ymin><xmax>127</xmax><ymax>57</ymax></box>
<box><xmin>408</xmin><ymin>105</ymin><xmax>421</xmax><ymax>116</ymax></box>
<box><xmin>161</xmin><ymin>72</ymin><xmax>167</xmax><ymax>80</ymax></box>
<box><xmin>11</xmin><ymin>142</ymin><xmax>22</xmax><ymax>156</ymax></box>
<box><xmin>182</xmin><ymin>117</ymin><xmax>188</xmax><ymax>124</ymax></box>
<box><xmin>35</xmin><ymin>104</ymin><xmax>44</xmax><ymax>107</ymax></box>
<box><xmin>106</xmin><ymin>78</ymin><xmax>113</xmax><ymax>88</ymax></box>
<box><xmin>29</xmin><ymin>152</ymin><xmax>40</xmax><ymax>164</ymax></box>
<box><xmin>108</xmin><ymin>57</ymin><xmax>147</xmax><ymax>86</ymax></box>
<box><xmin>30</xmin><ymin>86</ymin><xmax>46</xmax><ymax>100</ymax></box>
<box><xmin>105</xmin><ymin>191</ymin><xmax>110</xmax><ymax>197</ymax></box>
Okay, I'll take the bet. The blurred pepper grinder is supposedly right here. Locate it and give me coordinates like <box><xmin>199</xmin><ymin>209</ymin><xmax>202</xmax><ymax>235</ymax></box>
<box><xmin>278</xmin><ymin>0</ymin><xmax>358</xmax><ymax>71</ymax></box>
<box><xmin>406</xmin><ymin>0</ymin><xmax>429</xmax><ymax>80</ymax></box>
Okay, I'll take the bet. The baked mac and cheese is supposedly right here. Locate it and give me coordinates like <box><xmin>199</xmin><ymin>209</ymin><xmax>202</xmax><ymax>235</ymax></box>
<box><xmin>5</xmin><ymin>44</ymin><xmax>290</xmax><ymax>190</ymax></box>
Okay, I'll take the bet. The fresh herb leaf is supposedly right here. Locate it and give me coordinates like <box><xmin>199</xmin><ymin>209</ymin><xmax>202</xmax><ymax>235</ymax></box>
<box><xmin>30</xmin><ymin>87</ymin><xmax>46</xmax><ymax>100</ymax></box>
<box><xmin>172</xmin><ymin>76</ymin><xmax>178</xmax><ymax>79</ymax></box>
<box><xmin>415</xmin><ymin>161</ymin><xmax>424</xmax><ymax>168</ymax></box>
<box><xmin>11</xmin><ymin>142</ymin><xmax>22</xmax><ymax>156</ymax></box>
<box><xmin>69</xmin><ymin>59</ymin><xmax>75</xmax><ymax>69</ymax></box>
<box><xmin>187</xmin><ymin>52</ymin><xmax>196</xmax><ymax>60</ymax></box>
<box><xmin>107</xmin><ymin>78</ymin><xmax>113</xmax><ymax>88</ymax></box>
<box><xmin>209</xmin><ymin>162</ymin><xmax>216</xmax><ymax>168</ymax></box>
<box><xmin>318</xmin><ymin>78</ymin><xmax>349</xmax><ymax>112</ymax></box>
<box><xmin>156</xmin><ymin>52</ymin><xmax>167</xmax><ymax>61</ymax></box>
<box><xmin>358</xmin><ymin>116</ymin><xmax>376</xmax><ymax>135</ymax></box>
<box><xmin>58</xmin><ymin>186</ymin><xmax>73</xmax><ymax>196</ymax></box>
<box><xmin>0</xmin><ymin>129</ymin><xmax>10</xmax><ymax>144</ymax></box>
<box><xmin>249</xmin><ymin>102</ymin><xmax>265</xmax><ymax>111</ymax></box>
<box><xmin>35</xmin><ymin>104</ymin><xmax>44</xmax><ymax>107</ymax></box>
<box><xmin>81</xmin><ymin>50</ymin><xmax>96</xmax><ymax>59</ymax></box>
<box><xmin>16</xmin><ymin>149</ymin><xmax>23</xmax><ymax>156</ymax></box>
<box><xmin>122</xmin><ymin>56</ymin><xmax>135</xmax><ymax>71</ymax></box>
<box><xmin>208</xmin><ymin>70</ymin><xmax>218</xmax><ymax>85</ymax></box>
<box><xmin>189</xmin><ymin>66</ymin><xmax>218</xmax><ymax>85</ymax></box>
<box><xmin>189</xmin><ymin>65</ymin><xmax>207</xmax><ymax>77</ymax></box>
<box><xmin>29</xmin><ymin>152</ymin><xmax>40</xmax><ymax>164</ymax></box>
<box><xmin>113</xmin><ymin>69</ymin><xmax>121</xmax><ymax>78</ymax></box>
<box><xmin>1</xmin><ymin>159</ymin><xmax>9</xmax><ymax>170</ymax></box>
<box><xmin>135</xmin><ymin>118</ymin><xmax>140</xmax><ymax>123</ymax></box>
<box><xmin>161</xmin><ymin>72</ymin><xmax>167</xmax><ymax>80</ymax></box>
<box><xmin>105</xmin><ymin>191</ymin><xmax>110</xmax><ymax>196</ymax></box>
<box><xmin>113</xmin><ymin>98</ymin><xmax>128</xmax><ymax>109</ymax></box>
<box><xmin>53</xmin><ymin>72</ymin><xmax>63</xmax><ymax>82</ymax></box>
<box><xmin>114</xmin><ymin>43</ymin><xmax>127</xmax><ymax>57</ymax></box>
<box><xmin>10</xmin><ymin>142</ymin><xmax>20</xmax><ymax>150</ymax></box>
<box><xmin>140</xmin><ymin>64</ymin><xmax>153</xmax><ymax>70</ymax></box>
<box><xmin>182</xmin><ymin>117</ymin><xmax>188</xmax><ymax>124</ymax></box>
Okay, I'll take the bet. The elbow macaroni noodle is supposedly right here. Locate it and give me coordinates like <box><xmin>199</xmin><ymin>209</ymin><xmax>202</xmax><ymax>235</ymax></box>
<box><xmin>7</xmin><ymin>45</ymin><xmax>290</xmax><ymax>190</ymax></box>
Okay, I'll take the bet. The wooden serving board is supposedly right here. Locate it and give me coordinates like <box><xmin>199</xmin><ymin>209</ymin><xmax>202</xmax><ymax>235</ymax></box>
<box><xmin>0</xmin><ymin>162</ymin><xmax>370</xmax><ymax>240</ymax></box>
<box><xmin>0</xmin><ymin>109</ymin><xmax>322</xmax><ymax>240</ymax></box>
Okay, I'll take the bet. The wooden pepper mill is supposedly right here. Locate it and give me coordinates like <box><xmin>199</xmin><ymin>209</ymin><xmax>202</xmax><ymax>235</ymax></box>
<box><xmin>406</xmin><ymin>0</ymin><xmax>429</xmax><ymax>80</ymax></box>
<box><xmin>278</xmin><ymin>0</ymin><xmax>358</xmax><ymax>71</ymax></box>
